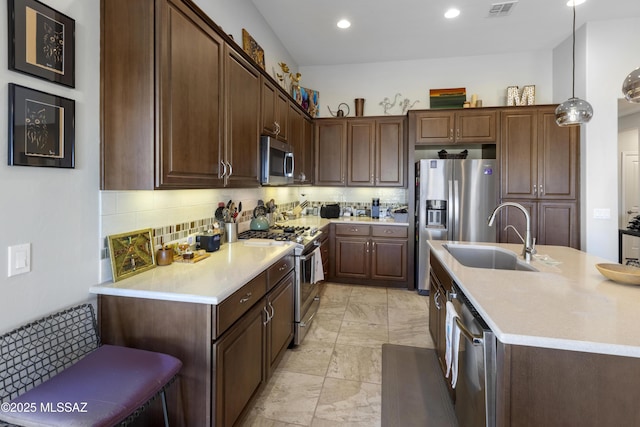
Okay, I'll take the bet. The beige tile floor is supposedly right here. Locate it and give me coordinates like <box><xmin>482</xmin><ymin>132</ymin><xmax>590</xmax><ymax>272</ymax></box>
<box><xmin>242</xmin><ymin>282</ymin><xmax>434</xmax><ymax>427</ymax></box>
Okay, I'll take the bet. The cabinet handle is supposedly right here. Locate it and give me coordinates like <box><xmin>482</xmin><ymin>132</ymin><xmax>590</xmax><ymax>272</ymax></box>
<box><xmin>539</xmin><ymin>184</ymin><xmax>544</xmax><ymax>195</ymax></box>
<box><xmin>274</xmin><ymin>121</ymin><xmax>281</xmax><ymax>137</ymax></box>
<box><xmin>449</xmin><ymin>129</ymin><xmax>454</xmax><ymax>141</ymax></box>
<box><xmin>433</xmin><ymin>289</ymin><xmax>441</xmax><ymax>310</ymax></box>
<box><xmin>220</xmin><ymin>160</ymin><xmax>227</xmax><ymax>177</ymax></box>
<box><xmin>533</xmin><ymin>184</ymin><xmax>537</xmax><ymax>195</ymax></box>
<box><xmin>456</xmin><ymin>128</ymin><xmax>460</xmax><ymax>139</ymax></box>
<box><xmin>263</xmin><ymin>306</ymin><xmax>270</xmax><ymax>325</ymax></box>
<box><xmin>278</xmin><ymin>263</ymin><xmax>288</xmax><ymax>271</ymax></box>
<box><xmin>385</xmin><ymin>229</ymin><xmax>393</xmax><ymax>234</ymax></box>
<box><xmin>350</xmin><ymin>228</ymin><xmax>358</xmax><ymax>232</ymax></box>
<box><xmin>226</xmin><ymin>161</ymin><xmax>233</xmax><ymax>177</ymax></box>
<box><xmin>372</xmin><ymin>241</ymin><xmax>376</xmax><ymax>253</ymax></box>
<box><xmin>268</xmin><ymin>301</ymin><xmax>275</xmax><ymax>318</ymax></box>
<box><xmin>366</xmin><ymin>241</ymin><xmax>370</xmax><ymax>253</ymax></box>
<box><xmin>239</xmin><ymin>292</ymin><xmax>252</xmax><ymax>304</ymax></box>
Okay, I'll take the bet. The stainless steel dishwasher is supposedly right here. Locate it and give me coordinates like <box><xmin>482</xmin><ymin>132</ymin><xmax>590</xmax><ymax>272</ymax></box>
<box><xmin>449</xmin><ymin>282</ymin><xmax>497</xmax><ymax>427</ymax></box>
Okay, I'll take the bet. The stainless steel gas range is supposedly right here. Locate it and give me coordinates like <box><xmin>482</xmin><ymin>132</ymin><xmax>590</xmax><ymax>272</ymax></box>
<box><xmin>238</xmin><ymin>225</ymin><xmax>323</xmax><ymax>345</ymax></box>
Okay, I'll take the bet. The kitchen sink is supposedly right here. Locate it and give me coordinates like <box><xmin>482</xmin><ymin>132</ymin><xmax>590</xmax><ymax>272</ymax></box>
<box><xmin>443</xmin><ymin>243</ymin><xmax>538</xmax><ymax>272</ymax></box>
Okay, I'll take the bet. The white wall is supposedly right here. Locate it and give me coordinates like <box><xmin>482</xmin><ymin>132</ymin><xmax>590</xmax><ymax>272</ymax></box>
<box><xmin>193</xmin><ymin>0</ymin><xmax>298</xmax><ymax>80</ymax></box>
<box><xmin>301</xmin><ymin>51</ymin><xmax>553</xmax><ymax>118</ymax></box>
<box><xmin>0</xmin><ymin>0</ymin><xmax>100</xmax><ymax>332</ymax></box>
<box><xmin>557</xmin><ymin>17</ymin><xmax>640</xmax><ymax>260</ymax></box>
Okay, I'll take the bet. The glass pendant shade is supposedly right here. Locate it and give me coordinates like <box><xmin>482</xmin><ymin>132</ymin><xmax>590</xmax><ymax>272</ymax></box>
<box><xmin>622</xmin><ymin>67</ymin><xmax>640</xmax><ymax>103</ymax></box>
<box><xmin>555</xmin><ymin>97</ymin><xmax>593</xmax><ymax>126</ymax></box>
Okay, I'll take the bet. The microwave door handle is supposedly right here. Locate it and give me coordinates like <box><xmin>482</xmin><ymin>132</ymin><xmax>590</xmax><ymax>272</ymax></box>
<box><xmin>285</xmin><ymin>152</ymin><xmax>294</xmax><ymax>178</ymax></box>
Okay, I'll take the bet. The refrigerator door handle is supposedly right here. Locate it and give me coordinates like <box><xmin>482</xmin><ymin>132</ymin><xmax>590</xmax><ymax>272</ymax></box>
<box><xmin>454</xmin><ymin>180</ymin><xmax>460</xmax><ymax>240</ymax></box>
<box><xmin>448</xmin><ymin>179</ymin><xmax>455</xmax><ymax>240</ymax></box>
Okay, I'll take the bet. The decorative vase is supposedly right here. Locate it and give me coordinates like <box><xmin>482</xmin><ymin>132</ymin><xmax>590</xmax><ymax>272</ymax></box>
<box><xmin>156</xmin><ymin>246</ymin><xmax>174</xmax><ymax>266</ymax></box>
<box><xmin>355</xmin><ymin>98</ymin><xmax>365</xmax><ymax>116</ymax></box>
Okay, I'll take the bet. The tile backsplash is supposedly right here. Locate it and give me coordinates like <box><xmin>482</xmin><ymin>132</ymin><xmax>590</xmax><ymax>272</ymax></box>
<box><xmin>99</xmin><ymin>187</ymin><xmax>407</xmax><ymax>282</ymax></box>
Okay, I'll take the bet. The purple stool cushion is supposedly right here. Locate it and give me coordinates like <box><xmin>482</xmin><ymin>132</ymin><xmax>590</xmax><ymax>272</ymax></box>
<box><xmin>1</xmin><ymin>345</ymin><xmax>182</xmax><ymax>427</ymax></box>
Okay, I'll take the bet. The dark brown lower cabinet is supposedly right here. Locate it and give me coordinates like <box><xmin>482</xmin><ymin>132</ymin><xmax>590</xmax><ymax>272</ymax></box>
<box><xmin>214</xmin><ymin>300</ymin><xmax>265</xmax><ymax>427</ymax></box>
<box><xmin>331</xmin><ymin>224</ymin><xmax>408</xmax><ymax>287</ymax></box>
<box><xmin>497</xmin><ymin>344</ymin><xmax>640</xmax><ymax>427</ymax></box>
<box><xmin>266</xmin><ymin>272</ymin><xmax>294</xmax><ymax>377</ymax></box>
<box><xmin>97</xmin><ymin>256</ymin><xmax>294</xmax><ymax>427</ymax></box>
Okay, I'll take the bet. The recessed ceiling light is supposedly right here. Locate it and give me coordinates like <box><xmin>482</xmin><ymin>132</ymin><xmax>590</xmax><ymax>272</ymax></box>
<box><xmin>337</xmin><ymin>19</ymin><xmax>351</xmax><ymax>29</ymax></box>
<box><xmin>566</xmin><ymin>0</ymin><xmax>586</xmax><ymax>6</ymax></box>
<box><xmin>444</xmin><ymin>8</ymin><xmax>461</xmax><ymax>19</ymax></box>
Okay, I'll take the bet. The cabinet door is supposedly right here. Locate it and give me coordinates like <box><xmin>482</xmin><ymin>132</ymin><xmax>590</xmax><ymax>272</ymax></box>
<box><xmin>428</xmin><ymin>272</ymin><xmax>446</xmax><ymax>374</ymax></box>
<box><xmin>214</xmin><ymin>300</ymin><xmax>266</xmax><ymax>427</ymax></box>
<box><xmin>288</xmin><ymin>104</ymin><xmax>305</xmax><ymax>183</ymax></box>
<box><xmin>347</xmin><ymin>120</ymin><xmax>376</xmax><ymax>186</ymax></box>
<box><xmin>501</xmin><ymin>109</ymin><xmax>538</xmax><ymax>199</ymax></box>
<box><xmin>456</xmin><ymin>110</ymin><xmax>497</xmax><ymax>143</ymax></box>
<box><xmin>538</xmin><ymin>108</ymin><xmax>579</xmax><ymax>200</ymax></box>
<box><xmin>334</xmin><ymin>237</ymin><xmax>369</xmax><ymax>279</ymax></box>
<box><xmin>266</xmin><ymin>272</ymin><xmax>294</xmax><ymax>377</ymax></box>
<box><xmin>261</xmin><ymin>77</ymin><xmax>277</xmax><ymax>137</ymax></box>
<box><xmin>225</xmin><ymin>47</ymin><xmax>261</xmax><ymax>187</ymax></box>
<box><xmin>315</xmin><ymin>120</ymin><xmax>347</xmax><ymax>185</ymax></box>
<box><xmin>301</xmin><ymin>117</ymin><xmax>314</xmax><ymax>184</ymax></box>
<box><xmin>319</xmin><ymin>233</ymin><xmax>330</xmax><ymax>277</ymax></box>
<box><xmin>414</xmin><ymin>111</ymin><xmax>455</xmax><ymax>144</ymax></box>
<box><xmin>158</xmin><ymin>0</ymin><xmax>225</xmax><ymax>188</ymax></box>
<box><xmin>371</xmin><ymin>238</ymin><xmax>408</xmax><ymax>281</ymax></box>
<box><xmin>377</xmin><ymin>118</ymin><xmax>405</xmax><ymax>187</ymax></box>
<box><xmin>538</xmin><ymin>201</ymin><xmax>579</xmax><ymax>248</ymax></box>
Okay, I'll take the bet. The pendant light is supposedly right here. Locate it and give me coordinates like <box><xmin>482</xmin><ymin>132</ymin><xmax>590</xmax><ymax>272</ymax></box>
<box><xmin>555</xmin><ymin>2</ymin><xmax>593</xmax><ymax>126</ymax></box>
<box><xmin>622</xmin><ymin>67</ymin><xmax>640</xmax><ymax>103</ymax></box>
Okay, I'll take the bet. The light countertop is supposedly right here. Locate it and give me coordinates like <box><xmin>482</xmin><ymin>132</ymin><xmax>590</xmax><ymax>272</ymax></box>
<box><xmin>90</xmin><ymin>242</ymin><xmax>295</xmax><ymax>305</ymax></box>
<box><xmin>91</xmin><ymin>217</ymin><xmax>408</xmax><ymax>306</ymax></box>
<box><xmin>428</xmin><ymin>240</ymin><xmax>640</xmax><ymax>358</ymax></box>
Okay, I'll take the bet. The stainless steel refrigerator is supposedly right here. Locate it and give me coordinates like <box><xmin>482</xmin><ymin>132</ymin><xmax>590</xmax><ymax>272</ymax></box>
<box><xmin>415</xmin><ymin>159</ymin><xmax>497</xmax><ymax>294</ymax></box>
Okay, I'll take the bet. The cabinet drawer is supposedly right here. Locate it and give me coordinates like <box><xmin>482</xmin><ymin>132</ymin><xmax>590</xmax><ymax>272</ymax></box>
<box><xmin>335</xmin><ymin>224</ymin><xmax>370</xmax><ymax>236</ymax></box>
<box><xmin>267</xmin><ymin>254</ymin><xmax>294</xmax><ymax>290</ymax></box>
<box><xmin>371</xmin><ymin>225</ymin><xmax>408</xmax><ymax>238</ymax></box>
<box><xmin>216</xmin><ymin>272</ymin><xmax>267</xmax><ymax>337</ymax></box>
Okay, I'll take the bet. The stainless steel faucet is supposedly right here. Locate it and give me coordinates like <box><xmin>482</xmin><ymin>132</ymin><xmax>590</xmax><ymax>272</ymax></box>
<box><xmin>487</xmin><ymin>202</ymin><xmax>536</xmax><ymax>262</ymax></box>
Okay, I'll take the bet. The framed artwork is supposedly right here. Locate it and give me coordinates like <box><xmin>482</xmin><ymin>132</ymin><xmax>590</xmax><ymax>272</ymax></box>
<box><xmin>107</xmin><ymin>228</ymin><xmax>156</xmax><ymax>282</ymax></box>
<box><xmin>8</xmin><ymin>0</ymin><xmax>75</xmax><ymax>88</ymax></box>
<box><xmin>8</xmin><ymin>83</ymin><xmax>75</xmax><ymax>168</ymax></box>
<box><xmin>242</xmin><ymin>28</ymin><xmax>265</xmax><ymax>70</ymax></box>
<box><xmin>292</xmin><ymin>86</ymin><xmax>320</xmax><ymax>117</ymax></box>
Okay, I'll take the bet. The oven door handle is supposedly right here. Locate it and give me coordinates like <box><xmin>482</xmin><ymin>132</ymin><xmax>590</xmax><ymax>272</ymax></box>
<box><xmin>299</xmin><ymin>252</ymin><xmax>316</xmax><ymax>262</ymax></box>
<box><xmin>455</xmin><ymin>317</ymin><xmax>484</xmax><ymax>346</ymax></box>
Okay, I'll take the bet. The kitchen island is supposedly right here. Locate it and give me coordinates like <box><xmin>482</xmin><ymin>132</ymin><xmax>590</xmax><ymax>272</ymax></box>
<box><xmin>428</xmin><ymin>240</ymin><xmax>640</xmax><ymax>426</ymax></box>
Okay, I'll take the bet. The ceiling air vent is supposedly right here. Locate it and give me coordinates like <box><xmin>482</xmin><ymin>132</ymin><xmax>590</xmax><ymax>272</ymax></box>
<box><xmin>488</xmin><ymin>1</ymin><xmax>518</xmax><ymax>17</ymax></box>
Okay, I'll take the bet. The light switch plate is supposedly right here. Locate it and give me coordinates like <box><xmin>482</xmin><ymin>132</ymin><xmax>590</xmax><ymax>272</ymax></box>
<box><xmin>593</xmin><ymin>208</ymin><xmax>611</xmax><ymax>219</ymax></box>
<box><xmin>8</xmin><ymin>243</ymin><xmax>31</xmax><ymax>277</ymax></box>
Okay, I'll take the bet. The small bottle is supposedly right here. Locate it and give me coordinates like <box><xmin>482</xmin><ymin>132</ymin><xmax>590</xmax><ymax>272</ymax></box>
<box><xmin>372</xmin><ymin>198</ymin><xmax>380</xmax><ymax>219</ymax></box>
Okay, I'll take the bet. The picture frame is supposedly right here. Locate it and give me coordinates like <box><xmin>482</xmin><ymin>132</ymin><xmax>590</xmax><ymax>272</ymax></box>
<box><xmin>107</xmin><ymin>228</ymin><xmax>156</xmax><ymax>282</ymax></box>
<box><xmin>8</xmin><ymin>0</ymin><xmax>75</xmax><ymax>88</ymax></box>
<box><xmin>242</xmin><ymin>28</ymin><xmax>265</xmax><ymax>70</ymax></box>
<box><xmin>8</xmin><ymin>83</ymin><xmax>75</xmax><ymax>168</ymax></box>
<box><xmin>292</xmin><ymin>86</ymin><xmax>320</xmax><ymax>117</ymax></box>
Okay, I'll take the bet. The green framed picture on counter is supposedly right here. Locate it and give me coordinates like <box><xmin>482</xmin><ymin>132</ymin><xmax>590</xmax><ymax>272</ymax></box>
<box><xmin>108</xmin><ymin>228</ymin><xmax>155</xmax><ymax>282</ymax></box>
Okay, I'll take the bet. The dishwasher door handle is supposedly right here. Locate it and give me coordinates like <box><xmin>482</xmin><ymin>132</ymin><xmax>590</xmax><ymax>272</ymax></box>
<box><xmin>455</xmin><ymin>317</ymin><xmax>484</xmax><ymax>345</ymax></box>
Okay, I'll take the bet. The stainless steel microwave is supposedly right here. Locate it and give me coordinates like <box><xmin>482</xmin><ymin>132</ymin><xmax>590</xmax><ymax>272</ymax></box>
<box><xmin>260</xmin><ymin>136</ymin><xmax>294</xmax><ymax>185</ymax></box>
